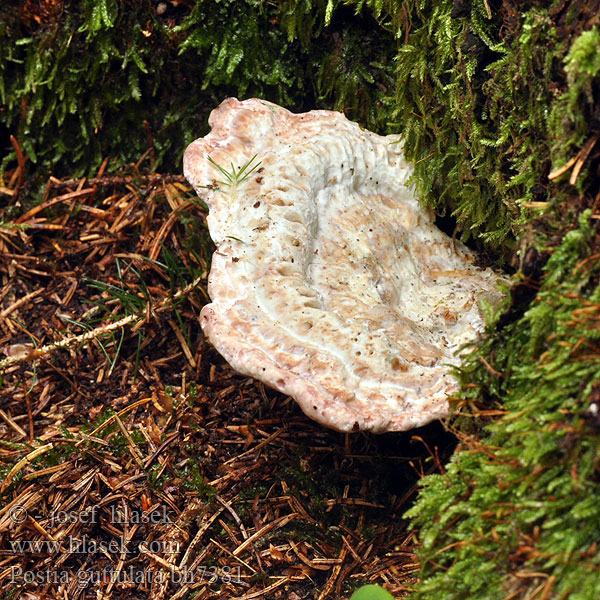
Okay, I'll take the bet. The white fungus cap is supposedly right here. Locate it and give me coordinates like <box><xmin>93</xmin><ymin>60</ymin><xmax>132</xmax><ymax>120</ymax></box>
<box><xmin>184</xmin><ymin>98</ymin><xmax>506</xmax><ymax>433</ymax></box>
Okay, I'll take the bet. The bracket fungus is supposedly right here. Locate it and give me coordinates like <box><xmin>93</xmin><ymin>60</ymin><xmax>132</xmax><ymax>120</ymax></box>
<box><xmin>184</xmin><ymin>98</ymin><xmax>506</xmax><ymax>433</ymax></box>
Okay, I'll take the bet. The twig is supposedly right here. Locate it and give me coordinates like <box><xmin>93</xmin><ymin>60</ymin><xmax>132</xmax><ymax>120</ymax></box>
<box><xmin>0</xmin><ymin>186</ymin><xmax>16</xmax><ymax>198</ymax></box>
<box><xmin>232</xmin><ymin>513</ymin><xmax>299</xmax><ymax>557</ymax></box>
<box><xmin>317</xmin><ymin>543</ymin><xmax>348</xmax><ymax>600</ymax></box>
<box><xmin>0</xmin><ymin>408</ymin><xmax>27</xmax><ymax>438</ymax></box>
<box><xmin>51</xmin><ymin>173</ymin><xmax>187</xmax><ymax>189</ymax></box>
<box><xmin>0</xmin><ymin>313</ymin><xmax>139</xmax><ymax>371</ymax></box>
<box><xmin>74</xmin><ymin>397</ymin><xmax>153</xmax><ymax>447</ymax></box>
<box><xmin>9</xmin><ymin>135</ymin><xmax>26</xmax><ymax>200</ymax></box>
<box><xmin>0</xmin><ymin>273</ymin><xmax>205</xmax><ymax>371</ymax></box>
<box><xmin>25</xmin><ymin>394</ymin><xmax>34</xmax><ymax>441</ymax></box>
<box><xmin>114</xmin><ymin>414</ymin><xmax>145</xmax><ymax>469</ymax></box>
<box><xmin>548</xmin><ymin>133</ymin><xmax>600</xmax><ymax>183</ymax></box>
<box><xmin>177</xmin><ymin>507</ymin><xmax>225</xmax><ymax>570</ymax></box>
<box><xmin>539</xmin><ymin>575</ymin><xmax>556</xmax><ymax>600</ymax></box>
<box><xmin>478</xmin><ymin>354</ymin><xmax>503</xmax><ymax>377</ymax></box>
<box><xmin>570</xmin><ymin>132</ymin><xmax>600</xmax><ymax>185</ymax></box>
<box><xmin>0</xmin><ymin>443</ymin><xmax>54</xmax><ymax>493</ymax></box>
<box><xmin>150</xmin><ymin>211</ymin><xmax>181</xmax><ymax>261</ymax></box>
<box><xmin>16</xmin><ymin>188</ymin><xmax>96</xmax><ymax>224</ymax></box>
<box><xmin>483</xmin><ymin>0</ymin><xmax>492</xmax><ymax>18</ymax></box>
<box><xmin>548</xmin><ymin>155</ymin><xmax>577</xmax><ymax>180</ymax></box>
<box><xmin>143</xmin><ymin>431</ymin><xmax>181</xmax><ymax>468</ymax></box>
<box><xmin>235</xmin><ymin>576</ymin><xmax>304</xmax><ymax>600</ymax></box>
<box><xmin>168</xmin><ymin>318</ymin><xmax>196</xmax><ymax>367</ymax></box>
<box><xmin>0</xmin><ymin>288</ymin><xmax>45</xmax><ymax>320</ymax></box>
<box><xmin>0</xmin><ymin>487</ymin><xmax>43</xmax><ymax>528</ymax></box>
<box><xmin>223</xmin><ymin>427</ymin><xmax>287</xmax><ymax>466</ymax></box>
<box><xmin>217</xmin><ymin>495</ymin><xmax>249</xmax><ymax>540</ymax></box>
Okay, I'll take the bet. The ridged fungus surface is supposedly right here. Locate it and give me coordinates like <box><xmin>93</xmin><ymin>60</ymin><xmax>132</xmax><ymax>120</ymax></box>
<box><xmin>184</xmin><ymin>98</ymin><xmax>506</xmax><ymax>432</ymax></box>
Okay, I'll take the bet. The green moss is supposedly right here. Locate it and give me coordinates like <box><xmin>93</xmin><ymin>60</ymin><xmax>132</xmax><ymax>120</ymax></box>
<box><xmin>391</xmin><ymin>3</ymin><xmax>561</xmax><ymax>251</ymax></box>
<box><xmin>178</xmin><ymin>460</ymin><xmax>217</xmax><ymax>500</ymax></box>
<box><xmin>549</xmin><ymin>26</ymin><xmax>600</xmax><ymax>188</ymax></box>
<box><xmin>1</xmin><ymin>1</ymin><xmax>302</xmax><ymax>175</ymax></box>
<box><xmin>0</xmin><ymin>0</ymin><xmax>396</xmax><ymax>180</ymax></box>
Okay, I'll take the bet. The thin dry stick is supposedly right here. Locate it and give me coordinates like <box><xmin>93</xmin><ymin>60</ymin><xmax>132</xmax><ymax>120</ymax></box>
<box><xmin>114</xmin><ymin>414</ymin><xmax>146</xmax><ymax>469</ymax></box>
<box><xmin>16</xmin><ymin>188</ymin><xmax>96</xmax><ymax>224</ymax></box>
<box><xmin>0</xmin><ymin>443</ymin><xmax>54</xmax><ymax>493</ymax></box>
<box><xmin>53</xmin><ymin>173</ymin><xmax>187</xmax><ymax>190</ymax></box>
<box><xmin>317</xmin><ymin>543</ymin><xmax>348</xmax><ymax>600</ymax></box>
<box><xmin>570</xmin><ymin>132</ymin><xmax>600</xmax><ymax>185</ymax></box>
<box><xmin>235</xmin><ymin>576</ymin><xmax>303</xmax><ymax>600</ymax></box>
<box><xmin>232</xmin><ymin>513</ymin><xmax>299</xmax><ymax>557</ymax></box>
<box><xmin>0</xmin><ymin>273</ymin><xmax>205</xmax><ymax>371</ymax></box>
<box><xmin>74</xmin><ymin>397</ymin><xmax>153</xmax><ymax>447</ymax></box>
<box><xmin>217</xmin><ymin>495</ymin><xmax>249</xmax><ymax>540</ymax></box>
<box><xmin>548</xmin><ymin>154</ymin><xmax>579</xmax><ymax>180</ymax></box>
<box><xmin>0</xmin><ymin>288</ymin><xmax>45</xmax><ymax>320</ymax></box>
<box><xmin>9</xmin><ymin>135</ymin><xmax>26</xmax><ymax>199</ymax></box>
<box><xmin>178</xmin><ymin>507</ymin><xmax>225</xmax><ymax>570</ymax></box>
<box><xmin>223</xmin><ymin>427</ymin><xmax>287</xmax><ymax>466</ymax></box>
<box><xmin>0</xmin><ymin>313</ymin><xmax>139</xmax><ymax>370</ymax></box>
<box><xmin>0</xmin><ymin>408</ymin><xmax>27</xmax><ymax>438</ymax></box>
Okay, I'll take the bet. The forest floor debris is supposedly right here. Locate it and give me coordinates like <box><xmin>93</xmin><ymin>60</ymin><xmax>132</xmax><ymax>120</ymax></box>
<box><xmin>0</xmin><ymin>162</ymin><xmax>455</xmax><ymax>600</ymax></box>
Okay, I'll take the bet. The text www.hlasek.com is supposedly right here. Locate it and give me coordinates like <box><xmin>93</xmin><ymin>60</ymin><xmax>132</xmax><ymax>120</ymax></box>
<box><xmin>9</xmin><ymin>536</ymin><xmax>180</xmax><ymax>555</ymax></box>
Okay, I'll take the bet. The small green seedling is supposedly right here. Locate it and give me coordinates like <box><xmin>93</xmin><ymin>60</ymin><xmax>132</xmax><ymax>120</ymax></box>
<box><xmin>350</xmin><ymin>584</ymin><xmax>395</xmax><ymax>600</ymax></box>
<box><xmin>207</xmin><ymin>154</ymin><xmax>261</xmax><ymax>189</ymax></box>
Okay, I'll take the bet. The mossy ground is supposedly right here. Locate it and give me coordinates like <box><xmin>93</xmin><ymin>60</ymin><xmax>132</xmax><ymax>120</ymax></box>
<box><xmin>2</xmin><ymin>1</ymin><xmax>600</xmax><ymax>599</ymax></box>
